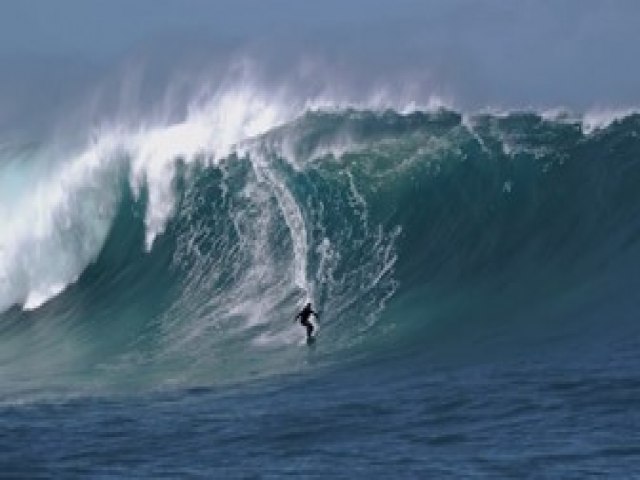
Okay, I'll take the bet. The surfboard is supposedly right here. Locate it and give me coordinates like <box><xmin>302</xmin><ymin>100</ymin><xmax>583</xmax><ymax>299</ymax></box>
<box><xmin>306</xmin><ymin>335</ymin><xmax>317</xmax><ymax>345</ymax></box>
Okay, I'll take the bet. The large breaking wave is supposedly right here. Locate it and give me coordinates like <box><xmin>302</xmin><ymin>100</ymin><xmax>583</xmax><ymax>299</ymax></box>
<box><xmin>2</xmin><ymin>90</ymin><xmax>640</xmax><ymax>400</ymax></box>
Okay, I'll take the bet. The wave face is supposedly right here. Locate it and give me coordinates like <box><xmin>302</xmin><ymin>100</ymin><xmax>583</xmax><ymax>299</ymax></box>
<box><xmin>2</xmin><ymin>104</ymin><xmax>640</xmax><ymax>399</ymax></box>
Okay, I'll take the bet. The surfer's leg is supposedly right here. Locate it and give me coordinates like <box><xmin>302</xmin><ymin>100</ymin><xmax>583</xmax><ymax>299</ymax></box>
<box><xmin>303</xmin><ymin>320</ymin><xmax>314</xmax><ymax>338</ymax></box>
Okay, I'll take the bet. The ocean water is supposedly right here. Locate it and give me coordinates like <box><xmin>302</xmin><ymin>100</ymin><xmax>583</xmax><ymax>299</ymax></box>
<box><xmin>1</xmin><ymin>104</ymin><xmax>640</xmax><ymax>477</ymax></box>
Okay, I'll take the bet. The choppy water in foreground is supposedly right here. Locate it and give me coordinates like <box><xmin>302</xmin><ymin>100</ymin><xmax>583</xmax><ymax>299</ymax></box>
<box><xmin>3</xmin><ymin>331</ymin><xmax>639</xmax><ymax>478</ymax></box>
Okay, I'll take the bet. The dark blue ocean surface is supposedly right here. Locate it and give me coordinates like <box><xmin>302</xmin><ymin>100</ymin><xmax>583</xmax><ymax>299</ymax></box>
<box><xmin>2</xmin><ymin>108</ymin><xmax>640</xmax><ymax>477</ymax></box>
<box><xmin>2</xmin><ymin>330</ymin><xmax>639</xmax><ymax>478</ymax></box>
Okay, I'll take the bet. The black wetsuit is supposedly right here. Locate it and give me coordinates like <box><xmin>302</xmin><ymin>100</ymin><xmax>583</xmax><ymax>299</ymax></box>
<box><xmin>296</xmin><ymin>305</ymin><xmax>317</xmax><ymax>338</ymax></box>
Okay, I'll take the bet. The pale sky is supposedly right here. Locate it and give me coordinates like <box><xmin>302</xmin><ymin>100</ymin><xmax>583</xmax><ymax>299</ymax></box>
<box><xmin>1</xmin><ymin>0</ymin><xmax>639</xmax><ymax>132</ymax></box>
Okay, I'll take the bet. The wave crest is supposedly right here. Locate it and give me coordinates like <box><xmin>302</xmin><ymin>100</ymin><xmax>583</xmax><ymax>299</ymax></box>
<box><xmin>2</xmin><ymin>103</ymin><xmax>640</xmax><ymax>396</ymax></box>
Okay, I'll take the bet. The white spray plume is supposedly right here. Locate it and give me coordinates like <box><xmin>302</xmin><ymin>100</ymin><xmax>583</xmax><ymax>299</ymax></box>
<box><xmin>0</xmin><ymin>57</ymin><xmax>447</xmax><ymax>313</ymax></box>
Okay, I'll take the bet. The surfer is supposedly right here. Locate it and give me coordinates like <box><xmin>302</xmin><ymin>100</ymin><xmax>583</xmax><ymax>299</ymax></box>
<box><xmin>295</xmin><ymin>302</ymin><xmax>318</xmax><ymax>339</ymax></box>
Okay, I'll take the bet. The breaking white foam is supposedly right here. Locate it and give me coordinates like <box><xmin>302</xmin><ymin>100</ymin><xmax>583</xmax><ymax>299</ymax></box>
<box><xmin>582</xmin><ymin>108</ymin><xmax>639</xmax><ymax>134</ymax></box>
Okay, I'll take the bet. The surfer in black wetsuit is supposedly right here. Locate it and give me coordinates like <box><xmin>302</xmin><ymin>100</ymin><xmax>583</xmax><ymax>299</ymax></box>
<box><xmin>295</xmin><ymin>302</ymin><xmax>318</xmax><ymax>339</ymax></box>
